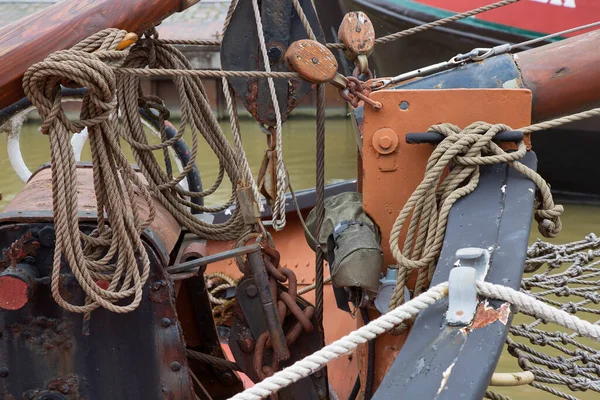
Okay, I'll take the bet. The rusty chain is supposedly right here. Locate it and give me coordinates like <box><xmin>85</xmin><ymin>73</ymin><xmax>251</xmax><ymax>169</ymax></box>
<box><xmin>233</xmin><ymin>234</ymin><xmax>315</xmax><ymax>383</ymax></box>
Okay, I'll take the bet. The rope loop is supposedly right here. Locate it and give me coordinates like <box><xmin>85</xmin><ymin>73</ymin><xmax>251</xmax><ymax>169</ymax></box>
<box><xmin>387</xmin><ymin>121</ymin><xmax>563</xmax><ymax>311</ymax></box>
<box><xmin>24</xmin><ymin>49</ymin><xmax>118</xmax><ymax>135</ymax></box>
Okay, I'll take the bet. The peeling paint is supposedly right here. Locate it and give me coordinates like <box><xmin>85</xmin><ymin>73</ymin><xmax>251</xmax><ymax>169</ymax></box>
<box><xmin>467</xmin><ymin>301</ymin><xmax>511</xmax><ymax>331</ymax></box>
<box><xmin>502</xmin><ymin>78</ymin><xmax>520</xmax><ymax>88</ymax></box>
<box><xmin>436</xmin><ymin>362</ymin><xmax>455</xmax><ymax>395</ymax></box>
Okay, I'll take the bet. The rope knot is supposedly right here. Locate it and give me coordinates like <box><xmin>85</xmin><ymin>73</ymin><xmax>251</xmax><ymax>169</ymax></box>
<box><xmin>387</xmin><ymin>120</ymin><xmax>562</xmax><ymax>311</ymax></box>
<box><xmin>534</xmin><ymin>204</ymin><xmax>564</xmax><ymax>238</ymax></box>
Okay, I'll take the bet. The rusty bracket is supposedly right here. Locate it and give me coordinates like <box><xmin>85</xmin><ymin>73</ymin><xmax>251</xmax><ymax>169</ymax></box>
<box><xmin>237</xmin><ymin>187</ymin><xmax>262</xmax><ymax>226</ymax></box>
<box><xmin>246</xmin><ymin>250</ymin><xmax>290</xmax><ymax>361</ymax></box>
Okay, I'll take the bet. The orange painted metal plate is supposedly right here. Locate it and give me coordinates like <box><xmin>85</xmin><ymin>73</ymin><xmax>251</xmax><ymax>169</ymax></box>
<box><xmin>360</xmin><ymin>88</ymin><xmax>532</xmax><ymax>389</ymax></box>
<box><xmin>206</xmin><ymin>214</ymin><xmax>359</xmax><ymax>399</ymax></box>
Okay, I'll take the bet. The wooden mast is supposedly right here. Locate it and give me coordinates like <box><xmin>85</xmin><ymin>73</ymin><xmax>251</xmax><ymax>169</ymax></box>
<box><xmin>0</xmin><ymin>0</ymin><xmax>201</xmax><ymax>110</ymax></box>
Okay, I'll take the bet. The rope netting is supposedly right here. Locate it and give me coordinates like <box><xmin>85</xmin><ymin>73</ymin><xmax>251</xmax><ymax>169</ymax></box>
<box><xmin>499</xmin><ymin>234</ymin><xmax>600</xmax><ymax>399</ymax></box>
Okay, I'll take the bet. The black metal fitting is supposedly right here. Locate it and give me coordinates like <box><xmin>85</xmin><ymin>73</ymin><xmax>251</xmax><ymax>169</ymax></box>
<box><xmin>405</xmin><ymin>130</ymin><xmax>524</xmax><ymax>144</ymax></box>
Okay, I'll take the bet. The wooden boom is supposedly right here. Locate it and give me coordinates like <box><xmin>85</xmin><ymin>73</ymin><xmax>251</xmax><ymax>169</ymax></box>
<box><xmin>0</xmin><ymin>0</ymin><xmax>200</xmax><ymax>110</ymax></box>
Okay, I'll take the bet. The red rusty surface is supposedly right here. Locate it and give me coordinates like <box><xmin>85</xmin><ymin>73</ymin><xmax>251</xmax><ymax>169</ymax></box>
<box><xmin>516</xmin><ymin>30</ymin><xmax>600</xmax><ymax>122</ymax></box>
<box><xmin>360</xmin><ymin>88</ymin><xmax>532</xmax><ymax>391</ymax></box>
<box><xmin>469</xmin><ymin>301</ymin><xmax>511</xmax><ymax>331</ymax></box>
<box><xmin>0</xmin><ymin>275</ymin><xmax>29</xmax><ymax>310</ymax></box>
<box><xmin>0</xmin><ymin>232</ymin><xmax>40</xmax><ymax>270</ymax></box>
<box><xmin>2</xmin><ymin>166</ymin><xmax>181</xmax><ymax>254</ymax></box>
<box><xmin>46</xmin><ymin>375</ymin><xmax>80</xmax><ymax>398</ymax></box>
<box><xmin>9</xmin><ymin>316</ymin><xmax>74</xmax><ymax>354</ymax></box>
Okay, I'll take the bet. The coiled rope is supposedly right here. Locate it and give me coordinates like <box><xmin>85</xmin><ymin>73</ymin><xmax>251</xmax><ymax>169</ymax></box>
<box><xmin>387</xmin><ymin>122</ymin><xmax>564</xmax><ymax>311</ymax></box>
<box><xmin>20</xmin><ymin>27</ymin><xmax>259</xmax><ymax>314</ymax></box>
<box><xmin>23</xmin><ymin>29</ymin><xmax>154</xmax><ymax>314</ymax></box>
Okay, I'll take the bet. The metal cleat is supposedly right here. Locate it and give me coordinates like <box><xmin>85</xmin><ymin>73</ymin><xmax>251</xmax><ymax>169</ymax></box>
<box><xmin>446</xmin><ymin>247</ymin><xmax>490</xmax><ymax>326</ymax></box>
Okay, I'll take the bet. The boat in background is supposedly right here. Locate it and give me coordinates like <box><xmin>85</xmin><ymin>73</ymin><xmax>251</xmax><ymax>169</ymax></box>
<box><xmin>315</xmin><ymin>0</ymin><xmax>600</xmax><ymax>202</ymax></box>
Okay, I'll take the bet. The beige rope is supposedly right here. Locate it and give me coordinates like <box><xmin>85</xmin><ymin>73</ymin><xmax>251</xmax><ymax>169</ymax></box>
<box><xmin>387</xmin><ymin>122</ymin><xmax>563</xmax><ymax>311</ymax></box>
<box><xmin>297</xmin><ymin>276</ymin><xmax>332</xmax><ymax>296</ymax></box>
<box><xmin>484</xmin><ymin>391</ymin><xmax>513</xmax><ymax>400</ymax></box>
<box><xmin>115</xmin><ymin>68</ymin><xmax>298</xmax><ymax>79</ymax></box>
<box><xmin>22</xmin><ymin>29</ymin><xmax>155</xmax><ymax>314</ymax></box>
<box><xmin>118</xmin><ymin>28</ymin><xmax>248</xmax><ymax>239</ymax></box>
<box><xmin>251</xmin><ymin>0</ymin><xmax>288</xmax><ymax>231</ymax></box>
<box><xmin>327</xmin><ymin>0</ymin><xmax>522</xmax><ymax>49</ymax></box>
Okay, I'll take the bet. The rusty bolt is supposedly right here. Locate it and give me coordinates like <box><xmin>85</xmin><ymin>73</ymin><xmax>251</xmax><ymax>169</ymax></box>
<box><xmin>314</xmin><ymin>370</ymin><xmax>322</xmax><ymax>378</ymax></box>
<box><xmin>237</xmin><ymin>335</ymin><xmax>255</xmax><ymax>353</ymax></box>
<box><xmin>267</xmin><ymin>45</ymin><xmax>284</xmax><ymax>63</ymax></box>
<box><xmin>170</xmin><ymin>361</ymin><xmax>182</xmax><ymax>371</ymax></box>
<box><xmin>372</xmin><ymin>128</ymin><xmax>399</xmax><ymax>155</ymax></box>
<box><xmin>246</xmin><ymin>284</ymin><xmax>258</xmax><ymax>298</ymax></box>
<box><xmin>161</xmin><ymin>318</ymin><xmax>172</xmax><ymax>327</ymax></box>
<box><xmin>0</xmin><ymin>367</ymin><xmax>8</xmax><ymax>378</ymax></box>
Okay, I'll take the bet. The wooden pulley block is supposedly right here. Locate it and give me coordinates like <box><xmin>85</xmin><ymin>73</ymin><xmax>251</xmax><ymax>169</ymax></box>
<box><xmin>338</xmin><ymin>11</ymin><xmax>375</xmax><ymax>61</ymax></box>
<box><xmin>284</xmin><ymin>39</ymin><xmax>339</xmax><ymax>84</ymax></box>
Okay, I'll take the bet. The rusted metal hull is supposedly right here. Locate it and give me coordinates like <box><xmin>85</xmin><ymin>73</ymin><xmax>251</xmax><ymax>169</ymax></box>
<box><xmin>0</xmin><ymin>220</ymin><xmax>194</xmax><ymax>400</ymax></box>
<box><xmin>0</xmin><ymin>165</ymin><xmax>194</xmax><ymax>399</ymax></box>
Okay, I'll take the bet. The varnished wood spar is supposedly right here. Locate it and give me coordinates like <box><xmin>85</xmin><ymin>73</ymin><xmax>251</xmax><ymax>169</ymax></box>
<box><xmin>516</xmin><ymin>29</ymin><xmax>600</xmax><ymax>122</ymax></box>
<box><xmin>0</xmin><ymin>0</ymin><xmax>200</xmax><ymax>110</ymax></box>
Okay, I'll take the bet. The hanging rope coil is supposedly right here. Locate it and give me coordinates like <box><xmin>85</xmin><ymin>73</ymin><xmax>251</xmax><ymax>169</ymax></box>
<box><xmin>19</xmin><ymin>26</ymin><xmax>261</xmax><ymax>315</ymax></box>
<box><xmin>387</xmin><ymin>122</ymin><xmax>563</xmax><ymax>311</ymax></box>
<box><xmin>22</xmin><ymin>29</ymin><xmax>155</xmax><ymax>314</ymax></box>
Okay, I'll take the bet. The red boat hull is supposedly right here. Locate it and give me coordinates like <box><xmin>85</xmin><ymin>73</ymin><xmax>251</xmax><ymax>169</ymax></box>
<box><xmin>418</xmin><ymin>0</ymin><xmax>599</xmax><ymax>36</ymax></box>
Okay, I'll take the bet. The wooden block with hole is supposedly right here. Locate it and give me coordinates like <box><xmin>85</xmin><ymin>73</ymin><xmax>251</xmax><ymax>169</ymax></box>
<box><xmin>285</xmin><ymin>39</ymin><xmax>338</xmax><ymax>84</ymax></box>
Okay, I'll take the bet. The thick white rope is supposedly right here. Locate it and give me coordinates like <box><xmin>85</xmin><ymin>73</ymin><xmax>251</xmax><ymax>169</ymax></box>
<box><xmin>228</xmin><ymin>283</ymin><xmax>449</xmax><ymax>400</ymax></box>
<box><xmin>229</xmin><ymin>281</ymin><xmax>600</xmax><ymax>400</ymax></box>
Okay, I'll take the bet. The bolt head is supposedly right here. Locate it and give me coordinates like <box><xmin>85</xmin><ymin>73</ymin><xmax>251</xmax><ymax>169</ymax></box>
<box><xmin>170</xmin><ymin>361</ymin><xmax>182</xmax><ymax>371</ymax></box>
<box><xmin>246</xmin><ymin>284</ymin><xmax>258</xmax><ymax>298</ymax></box>
<box><xmin>161</xmin><ymin>318</ymin><xmax>172</xmax><ymax>327</ymax></box>
<box><xmin>372</xmin><ymin>128</ymin><xmax>399</xmax><ymax>155</ymax></box>
<box><xmin>379</xmin><ymin>135</ymin><xmax>392</xmax><ymax>149</ymax></box>
<box><xmin>311</xmin><ymin>57</ymin><xmax>319</xmax><ymax>64</ymax></box>
<box><xmin>0</xmin><ymin>367</ymin><xmax>8</xmax><ymax>378</ymax></box>
<box><xmin>267</xmin><ymin>46</ymin><xmax>284</xmax><ymax>63</ymax></box>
